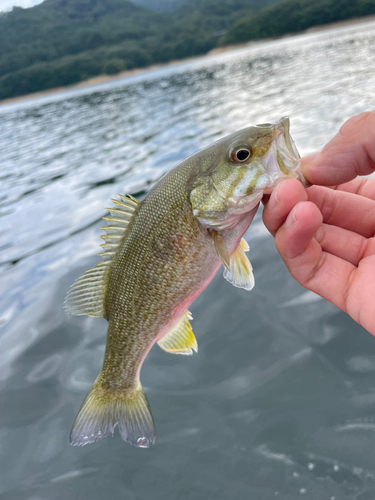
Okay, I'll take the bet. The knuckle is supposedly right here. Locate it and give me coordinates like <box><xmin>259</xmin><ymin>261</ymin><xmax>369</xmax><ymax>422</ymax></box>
<box><xmin>318</xmin><ymin>188</ymin><xmax>337</xmax><ymax>225</ymax></box>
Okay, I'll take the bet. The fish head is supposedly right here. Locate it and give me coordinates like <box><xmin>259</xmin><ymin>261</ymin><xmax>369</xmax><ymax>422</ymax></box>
<box><xmin>190</xmin><ymin>117</ymin><xmax>308</xmax><ymax>228</ymax></box>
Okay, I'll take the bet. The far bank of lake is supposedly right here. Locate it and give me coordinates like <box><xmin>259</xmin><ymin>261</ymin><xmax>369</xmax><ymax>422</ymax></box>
<box><xmin>1</xmin><ymin>14</ymin><xmax>375</xmax><ymax>107</ymax></box>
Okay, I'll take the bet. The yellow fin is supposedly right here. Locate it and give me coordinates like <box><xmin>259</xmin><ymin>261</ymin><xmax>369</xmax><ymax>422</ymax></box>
<box><xmin>213</xmin><ymin>230</ymin><xmax>230</xmax><ymax>271</ymax></box>
<box><xmin>240</xmin><ymin>237</ymin><xmax>249</xmax><ymax>252</ymax></box>
<box><xmin>64</xmin><ymin>194</ymin><xmax>139</xmax><ymax>317</ymax></box>
<box><xmin>64</xmin><ymin>262</ymin><xmax>109</xmax><ymax>317</ymax></box>
<box><xmin>223</xmin><ymin>238</ymin><xmax>254</xmax><ymax>291</ymax></box>
<box><xmin>70</xmin><ymin>377</ymin><xmax>155</xmax><ymax>448</ymax></box>
<box><xmin>157</xmin><ymin>311</ymin><xmax>198</xmax><ymax>355</ymax></box>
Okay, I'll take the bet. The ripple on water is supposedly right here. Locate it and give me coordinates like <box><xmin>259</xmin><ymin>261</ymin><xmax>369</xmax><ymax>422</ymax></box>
<box><xmin>26</xmin><ymin>354</ymin><xmax>63</xmax><ymax>383</ymax></box>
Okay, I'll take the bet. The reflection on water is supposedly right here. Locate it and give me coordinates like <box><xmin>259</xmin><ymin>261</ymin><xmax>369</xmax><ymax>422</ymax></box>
<box><xmin>1</xmin><ymin>21</ymin><xmax>375</xmax><ymax>499</ymax></box>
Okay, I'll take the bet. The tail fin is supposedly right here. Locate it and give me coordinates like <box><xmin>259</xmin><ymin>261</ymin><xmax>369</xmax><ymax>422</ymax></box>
<box><xmin>70</xmin><ymin>378</ymin><xmax>155</xmax><ymax>448</ymax></box>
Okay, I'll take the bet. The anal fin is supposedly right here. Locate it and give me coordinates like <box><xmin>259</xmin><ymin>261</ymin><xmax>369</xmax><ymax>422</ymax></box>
<box><xmin>157</xmin><ymin>311</ymin><xmax>198</xmax><ymax>355</ymax></box>
<box><xmin>223</xmin><ymin>238</ymin><xmax>255</xmax><ymax>291</ymax></box>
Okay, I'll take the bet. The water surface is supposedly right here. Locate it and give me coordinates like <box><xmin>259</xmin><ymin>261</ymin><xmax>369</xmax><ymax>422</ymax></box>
<box><xmin>2</xmin><ymin>21</ymin><xmax>375</xmax><ymax>499</ymax></box>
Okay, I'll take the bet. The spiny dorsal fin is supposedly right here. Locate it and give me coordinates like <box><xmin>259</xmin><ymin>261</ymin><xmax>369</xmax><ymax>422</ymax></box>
<box><xmin>64</xmin><ymin>194</ymin><xmax>139</xmax><ymax>317</ymax></box>
<box><xmin>99</xmin><ymin>194</ymin><xmax>138</xmax><ymax>261</ymax></box>
<box><xmin>223</xmin><ymin>237</ymin><xmax>254</xmax><ymax>291</ymax></box>
<box><xmin>157</xmin><ymin>311</ymin><xmax>198</xmax><ymax>355</ymax></box>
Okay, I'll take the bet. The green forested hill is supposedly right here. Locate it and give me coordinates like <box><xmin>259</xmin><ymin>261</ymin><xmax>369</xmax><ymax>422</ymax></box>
<box><xmin>221</xmin><ymin>0</ymin><xmax>375</xmax><ymax>45</ymax></box>
<box><xmin>0</xmin><ymin>0</ymin><xmax>279</xmax><ymax>99</ymax></box>
<box><xmin>0</xmin><ymin>0</ymin><xmax>163</xmax><ymax>76</ymax></box>
<box><xmin>130</xmin><ymin>0</ymin><xmax>192</xmax><ymax>11</ymax></box>
<box><xmin>152</xmin><ymin>0</ymin><xmax>276</xmax><ymax>61</ymax></box>
<box><xmin>1</xmin><ymin>0</ymin><xmax>374</xmax><ymax>100</ymax></box>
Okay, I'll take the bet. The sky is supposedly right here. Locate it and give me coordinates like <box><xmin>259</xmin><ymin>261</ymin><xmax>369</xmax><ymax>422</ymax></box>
<box><xmin>0</xmin><ymin>0</ymin><xmax>42</xmax><ymax>11</ymax></box>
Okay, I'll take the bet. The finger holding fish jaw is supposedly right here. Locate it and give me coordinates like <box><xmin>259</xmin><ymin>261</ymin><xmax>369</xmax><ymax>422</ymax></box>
<box><xmin>262</xmin><ymin>180</ymin><xmax>351</xmax><ymax>309</ymax></box>
<box><xmin>263</xmin><ymin>175</ymin><xmax>375</xmax><ymax>266</ymax></box>
<box><xmin>262</xmin><ymin>178</ymin><xmax>373</xmax><ymax>317</ymax></box>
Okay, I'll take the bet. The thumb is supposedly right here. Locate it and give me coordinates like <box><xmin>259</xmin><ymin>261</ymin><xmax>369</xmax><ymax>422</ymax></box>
<box><xmin>301</xmin><ymin>112</ymin><xmax>375</xmax><ymax>186</ymax></box>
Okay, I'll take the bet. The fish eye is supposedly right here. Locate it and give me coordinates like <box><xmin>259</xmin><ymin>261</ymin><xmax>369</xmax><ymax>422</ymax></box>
<box><xmin>230</xmin><ymin>146</ymin><xmax>252</xmax><ymax>164</ymax></box>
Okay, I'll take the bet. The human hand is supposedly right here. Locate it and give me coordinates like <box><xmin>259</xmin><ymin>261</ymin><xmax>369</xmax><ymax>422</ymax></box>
<box><xmin>262</xmin><ymin>112</ymin><xmax>375</xmax><ymax>335</ymax></box>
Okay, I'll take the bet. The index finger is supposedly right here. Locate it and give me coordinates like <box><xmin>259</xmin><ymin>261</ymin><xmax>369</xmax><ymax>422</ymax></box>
<box><xmin>301</xmin><ymin>112</ymin><xmax>375</xmax><ymax>186</ymax></box>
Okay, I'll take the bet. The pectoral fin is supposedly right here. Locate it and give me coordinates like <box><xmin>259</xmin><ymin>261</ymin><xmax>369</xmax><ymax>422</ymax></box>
<box><xmin>213</xmin><ymin>230</ymin><xmax>230</xmax><ymax>271</ymax></box>
<box><xmin>223</xmin><ymin>238</ymin><xmax>255</xmax><ymax>291</ymax></box>
<box><xmin>157</xmin><ymin>311</ymin><xmax>198</xmax><ymax>355</ymax></box>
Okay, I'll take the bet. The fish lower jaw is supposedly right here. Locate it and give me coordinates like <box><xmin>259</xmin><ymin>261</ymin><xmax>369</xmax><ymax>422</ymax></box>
<box><xmin>261</xmin><ymin>180</ymin><xmax>285</xmax><ymax>195</ymax></box>
<box><xmin>227</xmin><ymin>191</ymin><xmax>263</xmax><ymax>215</ymax></box>
<box><xmin>260</xmin><ymin>169</ymin><xmax>301</xmax><ymax>195</ymax></box>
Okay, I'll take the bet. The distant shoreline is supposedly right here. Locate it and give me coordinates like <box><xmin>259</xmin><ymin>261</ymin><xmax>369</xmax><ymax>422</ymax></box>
<box><xmin>1</xmin><ymin>14</ymin><xmax>375</xmax><ymax>107</ymax></box>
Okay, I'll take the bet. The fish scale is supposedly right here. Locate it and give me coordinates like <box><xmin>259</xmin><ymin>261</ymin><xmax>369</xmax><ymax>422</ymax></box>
<box><xmin>65</xmin><ymin>117</ymin><xmax>306</xmax><ymax>448</ymax></box>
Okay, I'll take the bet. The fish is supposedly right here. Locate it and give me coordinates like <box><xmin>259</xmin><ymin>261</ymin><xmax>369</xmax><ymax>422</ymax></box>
<box><xmin>65</xmin><ymin>116</ymin><xmax>308</xmax><ymax>448</ymax></box>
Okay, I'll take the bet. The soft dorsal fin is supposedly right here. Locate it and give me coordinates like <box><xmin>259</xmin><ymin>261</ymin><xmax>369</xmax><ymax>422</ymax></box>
<box><xmin>223</xmin><ymin>238</ymin><xmax>255</xmax><ymax>291</ymax></box>
<box><xmin>157</xmin><ymin>311</ymin><xmax>198</xmax><ymax>355</ymax></box>
<box><xmin>64</xmin><ymin>194</ymin><xmax>139</xmax><ymax>317</ymax></box>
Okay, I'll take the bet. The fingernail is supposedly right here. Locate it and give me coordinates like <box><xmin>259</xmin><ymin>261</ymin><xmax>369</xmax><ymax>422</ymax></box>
<box><xmin>268</xmin><ymin>182</ymin><xmax>282</xmax><ymax>210</ymax></box>
<box><xmin>299</xmin><ymin>171</ymin><xmax>312</xmax><ymax>188</ymax></box>
<box><xmin>314</xmin><ymin>226</ymin><xmax>324</xmax><ymax>243</ymax></box>
<box><xmin>300</xmin><ymin>151</ymin><xmax>321</xmax><ymax>185</ymax></box>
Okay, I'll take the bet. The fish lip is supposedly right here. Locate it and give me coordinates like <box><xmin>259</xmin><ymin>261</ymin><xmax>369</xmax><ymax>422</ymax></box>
<box><xmin>261</xmin><ymin>117</ymin><xmax>310</xmax><ymax>192</ymax></box>
<box><xmin>274</xmin><ymin>116</ymin><xmax>300</xmax><ymax>162</ymax></box>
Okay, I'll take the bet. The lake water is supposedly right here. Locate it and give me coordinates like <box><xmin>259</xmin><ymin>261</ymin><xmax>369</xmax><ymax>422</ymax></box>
<box><xmin>2</xmin><ymin>20</ymin><xmax>375</xmax><ymax>500</ymax></box>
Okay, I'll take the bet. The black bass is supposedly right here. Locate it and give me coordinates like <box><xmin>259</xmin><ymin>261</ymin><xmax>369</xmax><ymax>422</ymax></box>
<box><xmin>65</xmin><ymin>117</ymin><xmax>307</xmax><ymax>448</ymax></box>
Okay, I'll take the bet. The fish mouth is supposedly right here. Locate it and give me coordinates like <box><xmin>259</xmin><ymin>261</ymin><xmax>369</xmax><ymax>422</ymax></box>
<box><xmin>261</xmin><ymin>117</ymin><xmax>310</xmax><ymax>193</ymax></box>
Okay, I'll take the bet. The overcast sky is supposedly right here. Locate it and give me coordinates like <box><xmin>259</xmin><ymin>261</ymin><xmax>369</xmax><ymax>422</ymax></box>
<box><xmin>0</xmin><ymin>0</ymin><xmax>42</xmax><ymax>11</ymax></box>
